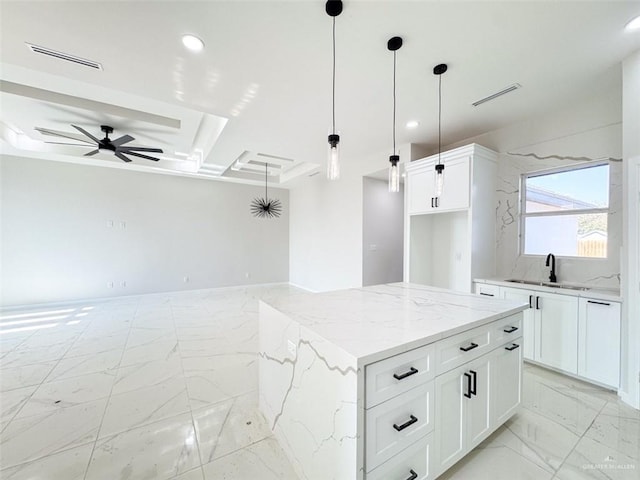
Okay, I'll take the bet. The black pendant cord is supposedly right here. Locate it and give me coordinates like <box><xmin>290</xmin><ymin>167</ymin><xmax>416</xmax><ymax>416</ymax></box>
<box><xmin>264</xmin><ymin>162</ymin><xmax>268</xmax><ymax>199</ymax></box>
<box><xmin>437</xmin><ymin>73</ymin><xmax>442</xmax><ymax>166</ymax></box>
<box><xmin>393</xmin><ymin>50</ymin><xmax>397</xmax><ymax>155</ymax></box>
<box><xmin>332</xmin><ymin>16</ymin><xmax>336</xmax><ymax>135</ymax></box>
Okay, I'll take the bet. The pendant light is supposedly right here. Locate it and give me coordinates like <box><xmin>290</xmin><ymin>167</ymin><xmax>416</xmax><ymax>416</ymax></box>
<box><xmin>250</xmin><ymin>162</ymin><xmax>282</xmax><ymax>218</ymax></box>
<box><xmin>433</xmin><ymin>63</ymin><xmax>447</xmax><ymax>197</ymax></box>
<box><xmin>326</xmin><ymin>0</ymin><xmax>342</xmax><ymax>180</ymax></box>
<box><xmin>387</xmin><ymin>36</ymin><xmax>402</xmax><ymax>193</ymax></box>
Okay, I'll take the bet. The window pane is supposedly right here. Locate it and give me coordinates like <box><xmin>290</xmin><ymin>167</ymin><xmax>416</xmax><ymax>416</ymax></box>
<box><xmin>525</xmin><ymin>164</ymin><xmax>609</xmax><ymax>213</ymax></box>
<box><xmin>524</xmin><ymin>213</ymin><xmax>607</xmax><ymax>258</ymax></box>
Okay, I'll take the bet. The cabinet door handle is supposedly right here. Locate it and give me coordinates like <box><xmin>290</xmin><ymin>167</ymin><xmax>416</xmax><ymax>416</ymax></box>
<box><xmin>405</xmin><ymin>470</ymin><xmax>418</xmax><ymax>480</ymax></box>
<box><xmin>536</xmin><ymin>296</ymin><xmax>541</xmax><ymax>310</ymax></box>
<box><xmin>503</xmin><ymin>326</ymin><xmax>518</xmax><ymax>333</ymax></box>
<box><xmin>505</xmin><ymin>343</ymin><xmax>520</xmax><ymax>351</ymax></box>
<box><xmin>393</xmin><ymin>415</ymin><xmax>418</xmax><ymax>432</ymax></box>
<box><xmin>435</xmin><ymin>197</ymin><xmax>440</xmax><ymax>208</ymax></box>
<box><xmin>529</xmin><ymin>295</ymin><xmax>533</xmax><ymax>309</ymax></box>
<box><xmin>393</xmin><ymin>367</ymin><xmax>418</xmax><ymax>380</ymax></box>
<box><xmin>431</xmin><ymin>197</ymin><xmax>434</xmax><ymax>208</ymax></box>
<box><xmin>480</xmin><ymin>292</ymin><xmax>494</xmax><ymax>297</ymax></box>
<box><xmin>470</xmin><ymin>370</ymin><xmax>477</xmax><ymax>396</ymax></box>
<box><xmin>460</xmin><ymin>342</ymin><xmax>478</xmax><ymax>352</ymax></box>
<box><xmin>463</xmin><ymin>372</ymin><xmax>472</xmax><ymax>398</ymax></box>
<box><xmin>587</xmin><ymin>300</ymin><xmax>611</xmax><ymax>306</ymax></box>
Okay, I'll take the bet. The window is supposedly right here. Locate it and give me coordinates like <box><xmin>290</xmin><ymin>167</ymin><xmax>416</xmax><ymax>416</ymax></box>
<box><xmin>521</xmin><ymin>162</ymin><xmax>609</xmax><ymax>258</ymax></box>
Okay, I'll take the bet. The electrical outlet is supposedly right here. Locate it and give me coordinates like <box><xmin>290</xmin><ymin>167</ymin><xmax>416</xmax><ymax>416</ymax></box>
<box><xmin>183</xmin><ymin>276</ymin><xmax>189</xmax><ymax>283</ymax></box>
<box><xmin>287</xmin><ymin>340</ymin><xmax>296</xmax><ymax>356</ymax></box>
<box><xmin>119</xmin><ymin>221</ymin><xmax>126</xmax><ymax>229</ymax></box>
<box><xmin>107</xmin><ymin>281</ymin><xmax>114</xmax><ymax>288</ymax></box>
<box><xmin>245</xmin><ymin>272</ymin><xmax>250</xmax><ymax>279</ymax></box>
<box><xmin>121</xmin><ymin>281</ymin><xmax>126</xmax><ymax>287</ymax></box>
<box><xmin>106</xmin><ymin>220</ymin><xmax>114</xmax><ymax>228</ymax></box>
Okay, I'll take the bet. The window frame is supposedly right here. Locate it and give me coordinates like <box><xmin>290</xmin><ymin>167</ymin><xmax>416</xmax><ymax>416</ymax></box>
<box><xmin>519</xmin><ymin>160</ymin><xmax>610</xmax><ymax>259</ymax></box>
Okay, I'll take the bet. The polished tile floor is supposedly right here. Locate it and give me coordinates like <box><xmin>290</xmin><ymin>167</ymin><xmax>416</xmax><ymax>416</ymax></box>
<box><xmin>1</xmin><ymin>285</ymin><xmax>638</xmax><ymax>479</ymax></box>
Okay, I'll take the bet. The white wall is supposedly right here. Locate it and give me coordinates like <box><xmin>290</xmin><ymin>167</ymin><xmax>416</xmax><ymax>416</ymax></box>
<box><xmin>289</xmin><ymin>144</ymin><xmax>422</xmax><ymax>292</ymax></box>
<box><xmin>0</xmin><ymin>155</ymin><xmax>289</xmax><ymax>306</ymax></box>
<box><xmin>621</xmin><ymin>49</ymin><xmax>640</xmax><ymax>409</ymax></box>
<box><xmin>362</xmin><ymin>177</ymin><xmax>404</xmax><ymax>286</ymax></box>
<box><xmin>447</xmin><ymin>89</ymin><xmax>623</xmax><ymax>288</ymax></box>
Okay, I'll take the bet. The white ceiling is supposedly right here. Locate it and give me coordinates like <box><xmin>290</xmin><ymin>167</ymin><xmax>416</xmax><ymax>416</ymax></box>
<box><xmin>1</xmin><ymin>1</ymin><xmax>639</xmax><ymax>186</ymax></box>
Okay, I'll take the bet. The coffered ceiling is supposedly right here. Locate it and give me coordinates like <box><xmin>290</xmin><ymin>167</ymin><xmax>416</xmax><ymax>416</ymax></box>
<box><xmin>1</xmin><ymin>1</ymin><xmax>639</xmax><ymax>186</ymax></box>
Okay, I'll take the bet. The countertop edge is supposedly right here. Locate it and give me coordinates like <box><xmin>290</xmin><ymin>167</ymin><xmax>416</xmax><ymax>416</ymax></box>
<box><xmin>474</xmin><ymin>278</ymin><xmax>622</xmax><ymax>302</ymax></box>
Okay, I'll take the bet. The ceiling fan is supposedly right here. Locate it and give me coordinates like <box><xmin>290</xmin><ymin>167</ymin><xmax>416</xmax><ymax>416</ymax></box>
<box><xmin>36</xmin><ymin>125</ymin><xmax>164</xmax><ymax>163</ymax></box>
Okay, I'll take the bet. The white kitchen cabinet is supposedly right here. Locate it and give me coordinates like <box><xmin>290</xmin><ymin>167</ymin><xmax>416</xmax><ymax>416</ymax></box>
<box><xmin>534</xmin><ymin>292</ymin><xmax>579</xmax><ymax>374</ymax></box>
<box><xmin>405</xmin><ymin>144</ymin><xmax>498</xmax><ymax>293</ymax></box>
<box><xmin>434</xmin><ymin>352</ymin><xmax>494</xmax><ymax>474</ymax></box>
<box><xmin>578</xmin><ymin>298</ymin><xmax>621</xmax><ymax>388</ymax></box>
<box><xmin>501</xmin><ymin>287</ymin><xmax>535</xmax><ymax>360</ymax></box>
<box><xmin>474</xmin><ymin>282</ymin><xmax>500</xmax><ymax>298</ymax></box>
<box><xmin>492</xmin><ymin>338</ymin><xmax>523</xmax><ymax>426</ymax></box>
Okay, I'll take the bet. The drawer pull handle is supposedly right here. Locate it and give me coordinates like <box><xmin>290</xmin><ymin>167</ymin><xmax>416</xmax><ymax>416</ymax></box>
<box><xmin>480</xmin><ymin>292</ymin><xmax>494</xmax><ymax>297</ymax></box>
<box><xmin>505</xmin><ymin>343</ymin><xmax>520</xmax><ymax>351</ymax></box>
<box><xmin>393</xmin><ymin>367</ymin><xmax>419</xmax><ymax>380</ymax></box>
<box><xmin>503</xmin><ymin>326</ymin><xmax>518</xmax><ymax>333</ymax></box>
<box><xmin>406</xmin><ymin>470</ymin><xmax>418</xmax><ymax>480</ymax></box>
<box><xmin>393</xmin><ymin>415</ymin><xmax>418</xmax><ymax>432</ymax></box>
<box><xmin>529</xmin><ymin>295</ymin><xmax>533</xmax><ymax>309</ymax></box>
<box><xmin>587</xmin><ymin>300</ymin><xmax>611</xmax><ymax>306</ymax></box>
<box><xmin>464</xmin><ymin>372</ymin><xmax>472</xmax><ymax>398</ymax></box>
<box><xmin>459</xmin><ymin>342</ymin><xmax>478</xmax><ymax>352</ymax></box>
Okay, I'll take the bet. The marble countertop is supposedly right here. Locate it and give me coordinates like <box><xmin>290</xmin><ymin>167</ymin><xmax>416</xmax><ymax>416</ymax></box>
<box><xmin>474</xmin><ymin>278</ymin><xmax>622</xmax><ymax>302</ymax></box>
<box><xmin>262</xmin><ymin>282</ymin><xmax>527</xmax><ymax>366</ymax></box>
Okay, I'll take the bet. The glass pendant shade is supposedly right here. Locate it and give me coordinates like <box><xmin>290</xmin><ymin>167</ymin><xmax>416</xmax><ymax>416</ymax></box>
<box><xmin>434</xmin><ymin>163</ymin><xmax>445</xmax><ymax>197</ymax></box>
<box><xmin>327</xmin><ymin>133</ymin><xmax>340</xmax><ymax>180</ymax></box>
<box><xmin>389</xmin><ymin>155</ymin><xmax>400</xmax><ymax>193</ymax></box>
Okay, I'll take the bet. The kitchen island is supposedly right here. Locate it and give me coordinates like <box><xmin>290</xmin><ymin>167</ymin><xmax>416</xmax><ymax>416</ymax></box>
<box><xmin>259</xmin><ymin>283</ymin><xmax>528</xmax><ymax>480</ymax></box>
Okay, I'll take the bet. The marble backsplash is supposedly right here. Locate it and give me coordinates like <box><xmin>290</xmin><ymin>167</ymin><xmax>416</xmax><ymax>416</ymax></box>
<box><xmin>494</xmin><ymin>152</ymin><xmax>622</xmax><ymax>290</ymax></box>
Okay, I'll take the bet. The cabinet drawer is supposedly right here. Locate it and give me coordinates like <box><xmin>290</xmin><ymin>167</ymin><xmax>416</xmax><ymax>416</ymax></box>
<box><xmin>366</xmin><ymin>344</ymin><xmax>435</xmax><ymax>408</ymax></box>
<box><xmin>491</xmin><ymin>313</ymin><xmax>523</xmax><ymax>347</ymax></box>
<box><xmin>435</xmin><ymin>323</ymin><xmax>492</xmax><ymax>375</ymax></box>
<box><xmin>366</xmin><ymin>432</ymin><xmax>433</xmax><ymax>480</ymax></box>
<box><xmin>474</xmin><ymin>283</ymin><xmax>500</xmax><ymax>298</ymax></box>
<box><xmin>365</xmin><ymin>382</ymin><xmax>435</xmax><ymax>472</ymax></box>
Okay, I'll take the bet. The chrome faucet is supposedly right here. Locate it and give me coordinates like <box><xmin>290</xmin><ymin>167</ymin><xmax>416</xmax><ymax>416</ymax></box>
<box><xmin>545</xmin><ymin>253</ymin><xmax>557</xmax><ymax>283</ymax></box>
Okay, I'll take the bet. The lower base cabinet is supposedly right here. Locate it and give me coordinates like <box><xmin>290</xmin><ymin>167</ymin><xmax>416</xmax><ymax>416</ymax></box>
<box><xmin>492</xmin><ymin>338</ymin><xmax>523</xmax><ymax>426</ymax></box>
<box><xmin>366</xmin><ymin>433</ymin><xmax>433</xmax><ymax>480</ymax></box>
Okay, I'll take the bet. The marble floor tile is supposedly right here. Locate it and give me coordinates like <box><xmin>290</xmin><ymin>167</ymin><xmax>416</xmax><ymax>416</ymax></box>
<box><xmin>112</xmin><ymin>356</ymin><xmax>184</xmax><ymax>395</ymax></box>
<box><xmin>64</xmin><ymin>333</ymin><xmax>128</xmax><ymax>358</ymax></box>
<box><xmin>99</xmin><ymin>377</ymin><xmax>190</xmax><ymax>438</ymax></box>
<box><xmin>174</xmin><ymin>467</ymin><xmax>205</xmax><ymax>480</ymax></box>
<box><xmin>480</xmin><ymin>406</ymin><xmax>580</xmax><ymax>472</ymax></box>
<box><xmin>0</xmin><ymin>398</ymin><xmax>107</xmax><ymax>468</ymax></box>
<box><xmin>45</xmin><ymin>348</ymin><xmax>122</xmax><ymax>382</ymax></box>
<box><xmin>0</xmin><ymin>385</ymin><xmax>37</xmax><ymax>422</ymax></box>
<box><xmin>125</xmin><ymin>326</ymin><xmax>177</xmax><ymax>348</ymax></box>
<box><xmin>85</xmin><ymin>413</ymin><xmax>200</xmax><ymax>480</ymax></box>
<box><xmin>194</xmin><ymin>391</ymin><xmax>271</xmax><ymax>464</ymax></box>
<box><xmin>438</xmin><ymin>442</ymin><xmax>555</xmax><ymax>479</ymax></box>
<box><xmin>0</xmin><ymin>362</ymin><xmax>56</xmax><ymax>392</ymax></box>
<box><xmin>0</xmin><ymin>442</ymin><xmax>93</xmax><ymax>480</ymax></box>
<box><xmin>584</xmin><ymin>402</ymin><xmax>640</xmax><ymax>461</ymax></box>
<box><xmin>120</xmin><ymin>339</ymin><xmax>180</xmax><ymax>367</ymax></box>
<box><xmin>1</xmin><ymin>343</ymin><xmax>69</xmax><ymax>368</ymax></box>
<box><xmin>16</xmin><ymin>371</ymin><xmax>114</xmax><ymax>418</ymax></box>
<box><xmin>201</xmin><ymin>437</ymin><xmax>300</xmax><ymax>480</ymax></box>
<box><xmin>554</xmin><ymin>435</ymin><xmax>639</xmax><ymax>480</ymax></box>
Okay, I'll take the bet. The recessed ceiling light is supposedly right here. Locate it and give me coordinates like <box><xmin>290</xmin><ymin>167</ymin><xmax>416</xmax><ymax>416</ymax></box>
<box><xmin>182</xmin><ymin>34</ymin><xmax>204</xmax><ymax>52</ymax></box>
<box><xmin>406</xmin><ymin>120</ymin><xmax>419</xmax><ymax>129</ymax></box>
<box><xmin>625</xmin><ymin>15</ymin><xmax>640</xmax><ymax>31</ymax></box>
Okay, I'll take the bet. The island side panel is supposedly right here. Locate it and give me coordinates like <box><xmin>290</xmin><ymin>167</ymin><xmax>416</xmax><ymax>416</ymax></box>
<box><xmin>259</xmin><ymin>301</ymin><xmax>362</xmax><ymax>480</ymax></box>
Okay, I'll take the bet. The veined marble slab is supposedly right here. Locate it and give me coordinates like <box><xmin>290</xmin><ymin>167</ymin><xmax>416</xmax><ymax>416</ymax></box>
<box><xmin>262</xmin><ymin>282</ymin><xmax>526</xmax><ymax>366</ymax></box>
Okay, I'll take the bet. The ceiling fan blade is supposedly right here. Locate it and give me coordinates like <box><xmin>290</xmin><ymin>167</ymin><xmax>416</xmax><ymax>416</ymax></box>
<box><xmin>124</xmin><ymin>151</ymin><xmax>161</xmax><ymax>162</ymax></box>
<box><xmin>35</xmin><ymin>127</ymin><xmax>95</xmax><ymax>144</ymax></box>
<box><xmin>118</xmin><ymin>146</ymin><xmax>163</xmax><ymax>153</ymax></box>
<box><xmin>115</xmin><ymin>152</ymin><xmax>132</xmax><ymax>163</ymax></box>
<box><xmin>111</xmin><ymin>134</ymin><xmax>135</xmax><ymax>147</ymax></box>
<box><xmin>71</xmin><ymin>125</ymin><xmax>101</xmax><ymax>143</ymax></box>
<box><xmin>84</xmin><ymin>149</ymin><xmax>100</xmax><ymax>156</ymax></box>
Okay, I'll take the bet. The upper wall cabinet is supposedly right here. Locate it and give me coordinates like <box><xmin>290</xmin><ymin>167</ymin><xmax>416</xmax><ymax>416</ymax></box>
<box><xmin>407</xmin><ymin>156</ymin><xmax>470</xmax><ymax>214</ymax></box>
<box><xmin>404</xmin><ymin>144</ymin><xmax>498</xmax><ymax>293</ymax></box>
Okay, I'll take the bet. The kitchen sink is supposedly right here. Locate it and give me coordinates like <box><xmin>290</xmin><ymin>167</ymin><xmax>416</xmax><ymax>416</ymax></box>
<box><xmin>505</xmin><ymin>279</ymin><xmax>590</xmax><ymax>291</ymax></box>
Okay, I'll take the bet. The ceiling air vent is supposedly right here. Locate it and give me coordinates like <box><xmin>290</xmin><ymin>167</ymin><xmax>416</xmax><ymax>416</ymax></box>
<box><xmin>472</xmin><ymin>83</ymin><xmax>521</xmax><ymax>107</ymax></box>
<box><xmin>26</xmin><ymin>43</ymin><xmax>103</xmax><ymax>70</ymax></box>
